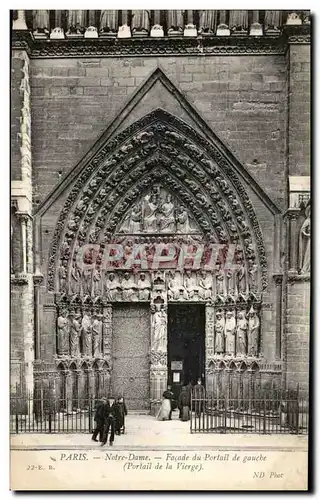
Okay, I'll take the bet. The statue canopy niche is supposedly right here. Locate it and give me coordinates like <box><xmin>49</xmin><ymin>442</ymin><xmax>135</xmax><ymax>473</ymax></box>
<box><xmin>118</xmin><ymin>186</ymin><xmax>200</xmax><ymax>235</ymax></box>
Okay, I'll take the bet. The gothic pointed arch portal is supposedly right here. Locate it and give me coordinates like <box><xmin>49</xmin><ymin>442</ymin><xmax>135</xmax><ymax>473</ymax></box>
<box><xmin>48</xmin><ymin>108</ymin><xmax>272</xmax><ymax>411</ymax></box>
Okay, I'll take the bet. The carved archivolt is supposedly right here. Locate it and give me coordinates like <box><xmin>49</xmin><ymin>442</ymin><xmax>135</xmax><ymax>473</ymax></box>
<box><xmin>48</xmin><ymin>110</ymin><xmax>268</xmax><ymax>294</ymax></box>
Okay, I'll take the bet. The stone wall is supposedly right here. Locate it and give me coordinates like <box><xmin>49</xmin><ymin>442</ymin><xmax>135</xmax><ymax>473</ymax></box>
<box><xmin>288</xmin><ymin>44</ymin><xmax>311</xmax><ymax>176</ymax></box>
<box><xmin>31</xmin><ymin>54</ymin><xmax>287</xmax><ymax>209</ymax></box>
<box><xmin>286</xmin><ymin>279</ymin><xmax>310</xmax><ymax>394</ymax></box>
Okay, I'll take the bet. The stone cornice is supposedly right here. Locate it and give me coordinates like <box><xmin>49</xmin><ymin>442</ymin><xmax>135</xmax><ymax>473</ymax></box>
<box><xmin>283</xmin><ymin>24</ymin><xmax>311</xmax><ymax>45</ymax></box>
<box><xmin>287</xmin><ymin>271</ymin><xmax>310</xmax><ymax>283</ymax></box>
<box><xmin>10</xmin><ymin>29</ymin><xmax>311</xmax><ymax>58</ymax></box>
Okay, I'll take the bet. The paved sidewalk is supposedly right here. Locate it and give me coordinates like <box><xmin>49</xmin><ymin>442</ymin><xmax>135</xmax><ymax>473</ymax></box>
<box><xmin>11</xmin><ymin>414</ymin><xmax>308</xmax><ymax>451</ymax></box>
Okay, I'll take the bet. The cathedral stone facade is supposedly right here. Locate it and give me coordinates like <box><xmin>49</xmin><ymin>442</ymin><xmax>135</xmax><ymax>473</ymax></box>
<box><xmin>11</xmin><ymin>10</ymin><xmax>310</xmax><ymax>413</ymax></box>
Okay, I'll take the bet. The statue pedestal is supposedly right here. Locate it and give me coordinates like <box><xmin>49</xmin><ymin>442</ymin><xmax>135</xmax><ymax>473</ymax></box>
<box><xmin>216</xmin><ymin>24</ymin><xmax>230</xmax><ymax>36</ymax></box>
<box><xmin>99</xmin><ymin>30</ymin><xmax>117</xmax><ymax>38</ymax></box>
<box><xmin>33</xmin><ymin>30</ymin><xmax>49</xmax><ymax>40</ymax></box>
<box><xmin>184</xmin><ymin>24</ymin><xmax>197</xmax><ymax>37</ymax></box>
<box><xmin>118</xmin><ymin>25</ymin><xmax>131</xmax><ymax>38</ymax></box>
<box><xmin>250</xmin><ymin>22</ymin><xmax>263</xmax><ymax>36</ymax></box>
<box><xmin>132</xmin><ymin>29</ymin><xmax>148</xmax><ymax>37</ymax></box>
<box><xmin>50</xmin><ymin>28</ymin><xmax>65</xmax><ymax>39</ymax></box>
<box><xmin>84</xmin><ymin>26</ymin><xmax>98</xmax><ymax>38</ymax></box>
<box><xmin>150</xmin><ymin>25</ymin><xmax>164</xmax><ymax>37</ymax></box>
<box><xmin>168</xmin><ymin>28</ymin><xmax>183</xmax><ymax>37</ymax></box>
<box><xmin>265</xmin><ymin>27</ymin><xmax>281</xmax><ymax>36</ymax></box>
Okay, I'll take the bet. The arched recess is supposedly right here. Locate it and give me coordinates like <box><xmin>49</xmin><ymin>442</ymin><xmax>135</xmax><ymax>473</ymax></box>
<box><xmin>47</xmin><ymin>109</ymin><xmax>270</xmax><ymax>294</ymax></box>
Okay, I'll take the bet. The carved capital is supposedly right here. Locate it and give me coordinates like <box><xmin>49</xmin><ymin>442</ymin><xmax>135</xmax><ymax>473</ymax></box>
<box><xmin>273</xmin><ymin>273</ymin><xmax>283</xmax><ymax>286</ymax></box>
<box><xmin>283</xmin><ymin>207</ymin><xmax>301</xmax><ymax>221</ymax></box>
<box><xmin>33</xmin><ymin>273</ymin><xmax>44</xmax><ymax>285</ymax></box>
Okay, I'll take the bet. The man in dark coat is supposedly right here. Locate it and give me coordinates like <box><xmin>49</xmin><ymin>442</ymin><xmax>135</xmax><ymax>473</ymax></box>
<box><xmin>162</xmin><ymin>385</ymin><xmax>174</xmax><ymax>420</ymax></box>
<box><xmin>178</xmin><ymin>386</ymin><xmax>191</xmax><ymax>421</ymax></box>
<box><xmin>193</xmin><ymin>378</ymin><xmax>206</xmax><ymax>417</ymax></box>
<box><xmin>101</xmin><ymin>396</ymin><xmax>116</xmax><ymax>446</ymax></box>
<box><xmin>114</xmin><ymin>396</ymin><xmax>128</xmax><ymax>435</ymax></box>
<box><xmin>92</xmin><ymin>397</ymin><xmax>107</xmax><ymax>442</ymax></box>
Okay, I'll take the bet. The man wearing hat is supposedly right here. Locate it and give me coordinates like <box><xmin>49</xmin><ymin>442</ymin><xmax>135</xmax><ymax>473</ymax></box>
<box><xmin>101</xmin><ymin>395</ymin><xmax>116</xmax><ymax>446</ymax></box>
<box><xmin>92</xmin><ymin>397</ymin><xmax>107</xmax><ymax>442</ymax></box>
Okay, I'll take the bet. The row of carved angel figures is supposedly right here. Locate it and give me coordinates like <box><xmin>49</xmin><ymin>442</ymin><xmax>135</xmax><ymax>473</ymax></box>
<box><xmin>58</xmin><ymin>265</ymin><xmax>258</xmax><ymax>302</ymax></box>
<box><xmin>57</xmin><ymin>309</ymin><xmax>106</xmax><ymax>358</ymax></box>
<box><xmin>30</xmin><ymin>10</ymin><xmax>310</xmax><ymax>38</ymax></box>
<box><xmin>213</xmin><ymin>307</ymin><xmax>260</xmax><ymax>357</ymax></box>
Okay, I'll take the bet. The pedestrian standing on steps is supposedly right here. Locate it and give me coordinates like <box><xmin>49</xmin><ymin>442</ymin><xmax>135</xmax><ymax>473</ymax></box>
<box><xmin>92</xmin><ymin>397</ymin><xmax>107</xmax><ymax>442</ymax></box>
<box><xmin>101</xmin><ymin>396</ymin><xmax>116</xmax><ymax>447</ymax></box>
<box><xmin>114</xmin><ymin>395</ymin><xmax>127</xmax><ymax>435</ymax></box>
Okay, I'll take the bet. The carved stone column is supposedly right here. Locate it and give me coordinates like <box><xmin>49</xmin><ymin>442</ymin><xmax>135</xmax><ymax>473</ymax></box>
<box><xmin>17</xmin><ymin>213</ymin><xmax>28</xmax><ymax>274</ymax></box>
<box><xmin>65</xmin><ymin>370</ymin><xmax>73</xmax><ymax>413</ymax></box>
<box><xmin>150</xmin><ymin>304</ymin><xmax>168</xmax><ymax>416</ymax></box>
<box><xmin>33</xmin><ymin>273</ymin><xmax>44</xmax><ymax>360</ymax></box>
<box><xmin>285</xmin><ymin>208</ymin><xmax>300</xmax><ymax>272</ymax></box>
<box><xmin>205</xmin><ymin>304</ymin><xmax>215</xmax><ymax>391</ymax></box>
<box><xmin>273</xmin><ymin>274</ymin><xmax>283</xmax><ymax>360</ymax></box>
<box><xmin>102</xmin><ymin>303</ymin><xmax>112</xmax><ymax>367</ymax></box>
<box><xmin>88</xmin><ymin>368</ymin><xmax>95</xmax><ymax>402</ymax></box>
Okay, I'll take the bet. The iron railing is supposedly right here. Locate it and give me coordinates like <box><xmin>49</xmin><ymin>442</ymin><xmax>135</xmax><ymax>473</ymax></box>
<box><xmin>190</xmin><ymin>390</ymin><xmax>309</xmax><ymax>434</ymax></box>
<box><xmin>10</xmin><ymin>394</ymin><xmax>97</xmax><ymax>434</ymax></box>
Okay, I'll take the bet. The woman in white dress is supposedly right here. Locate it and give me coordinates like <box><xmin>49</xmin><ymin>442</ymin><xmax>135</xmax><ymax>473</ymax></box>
<box><xmin>156</xmin><ymin>386</ymin><xmax>173</xmax><ymax>421</ymax></box>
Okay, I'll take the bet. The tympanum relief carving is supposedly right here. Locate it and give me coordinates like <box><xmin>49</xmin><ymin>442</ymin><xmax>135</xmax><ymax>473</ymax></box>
<box><xmin>119</xmin><ymin>186</ymin><xmax>199</xmax><ymax>234</ymax></box>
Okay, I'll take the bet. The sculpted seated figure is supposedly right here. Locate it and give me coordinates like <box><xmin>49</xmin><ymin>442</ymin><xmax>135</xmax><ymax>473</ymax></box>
<box><xmin>183</xmin><ymin>270</ymin><xmax>199</xmax><ymax>300</ymax></box>
<box><xmin>121</xmin><ymin>273</ymin><xmax>138</xmax><ymax>301</ymax></box>
<box><xmin>137</xmin><ymin>273</ymin><xmax>151</xmax><ymax>300</ymax></box>
<box><xmin>105</xmin><ymin>273</ymin><xmax>121</xmax><ymax>302</ymax></box>
<box><xmin>198</xmin><ymin>270</ymin><xmax>212</xmax><ymax>300</ymax></box>
<box><xmin>167</xmin><ymin>271</ymin><xmax>187</xmax><ymax>301</ymax></box>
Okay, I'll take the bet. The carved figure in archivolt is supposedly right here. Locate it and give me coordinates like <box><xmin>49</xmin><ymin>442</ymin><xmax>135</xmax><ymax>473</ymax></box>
<box><xmin>92</xmin><ymin>267</ymin><xmax>102</xmax><ymax>296</ymax></box>
<box><xmin>70</xmin><ymin>311</ymin><xmax>81</xmax><ymax>357</ymax></box>
<box><xmin>236</xmin><ymin>310</ymin><xmax>247</xmax><ymax>356</ymax></box>
<box><xmin>105</xmin><ymin>273</ymin><xmax>121</xmax><ymax>301</ymax></box>
<box><xmin>82</xmin><ymin>310</ymin><xmax>92</xmax><ymax>356</ymax></box>
<box><xmin>58</xmin><ymin>261</ymin><xmax>67</xmax><ymax>293</ymax></box>
<box><xmin>225</xmin><ymin>310</ymin><xmax>236</xmax><ymax>355</ymax></box>
<box><xmin>236</xmin><ymin>263</ymin><xmax>247</xmax><ymax>296</ymax></box>
<box><xmin>198</xmin><ymin>270</ymin><xmax>212</xmax><ymax>300</ymax></box>
<box><xmin>92</xmin><ymin>313</ymin><xmax>102</xmax><ymax>357</ymax></box>
<box><xmin>57</xmin><ymin>310</ymin><xmax>70</xmax><ymax>355</ymax></box>
<box><xmin>176</xmin><ymin>207</ymin><xmax>190</xmax><ymax>233</ymax></box>
<box><xmin>128</xmin><ymin>204</ymin><xmax>142</xmax><ymax>233</ymax></box>
<box><xmin>152</xmin><ymin>305</ymin><xmax>167</xmax><ymax>352</ymax></box>
<box><xmin>184</xmin><ymin>270</ymin><xmax>199</xmax><ymax>300</ymax></box>
<box><xmin>299</xmin><ymin>204</ymin><xmax>311</xmax><ymax>274</ymax></box>
<box><xmin>216</xmin><ymin>266</ymin><xmax>225</xmax><ymax>299</ymax></box>
<box><xmin>143</xmin><ymin>194</ymin><xmax>158</xmax><ymax>232</ymax></box>
<box><xmin>70</xmin><ymin>263</ymin><xmax>82</xmax><ymax>295</ymax></box>
<box><xmin>247</xmin><ymin>307</ymin><xmax>260</xmax><ymax>357</ymax></box>
<box><xmin>159</xmin><ymin>194</ymin><xmax>175</xmax><ymax>233</ymax></box>
<box><xmin>226</xmin><ymin>268</ymin><xmax>235</xmax><ymax>296</ymax></box>
<box><xmin>215</xmin><ymin>310</ymin><xmax>225</xmax><ymax>354</ymax></box>
<box><xmin>82</xmin><ymin>268</ymin><xmax>93</xmax><ymax>296</ymax></box>
<box><xmin>248</xmin><ymin>263</ymin><xmax>258</xmax><ymax>292</ymax></box>
<box><xmin>137</xmin><ymin>273</ymin><xmax>151</xmax><ymax>300</ymax></box>
<box><xmin>121</xmin><ymin>273</ymin><xmax>138</xmax><ymax>301</ymax></box>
